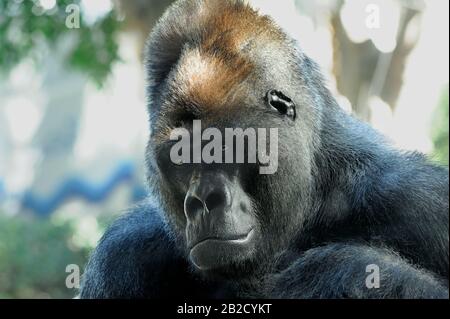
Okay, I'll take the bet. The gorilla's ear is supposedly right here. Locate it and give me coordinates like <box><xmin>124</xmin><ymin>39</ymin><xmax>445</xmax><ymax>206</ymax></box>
<box><xmin>266</xmin><ymin>90</ymin><xmax>297</xmax><ymax>120</ymax></box>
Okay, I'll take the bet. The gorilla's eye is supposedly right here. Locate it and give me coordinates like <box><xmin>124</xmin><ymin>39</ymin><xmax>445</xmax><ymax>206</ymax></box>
<box><xmin>266</xmin><ymin>90</ymin><xmax>297</xmax><ymax>120</ymax></box>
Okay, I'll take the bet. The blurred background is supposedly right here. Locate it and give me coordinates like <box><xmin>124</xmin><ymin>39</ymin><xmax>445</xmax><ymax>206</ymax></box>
<box><xmin>0</xmin><ymin>0</ymin><xmax>448</xmax><ymax>298</ymax></box>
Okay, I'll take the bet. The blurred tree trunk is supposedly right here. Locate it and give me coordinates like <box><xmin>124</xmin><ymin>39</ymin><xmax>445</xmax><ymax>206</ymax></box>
<box><xmin>29</xmin><ymin>43</ymin><xmax>85</xmax><ymax>205</ymax></box>
<box><xmin>331</xmin><ymin>1</ymin><xmax>423</xmax><ymax>121</ymax></box>
<box><xmin>0</xmin><ymin>105</ymin><xmax>11</xmax><ymax>177</ymax></box>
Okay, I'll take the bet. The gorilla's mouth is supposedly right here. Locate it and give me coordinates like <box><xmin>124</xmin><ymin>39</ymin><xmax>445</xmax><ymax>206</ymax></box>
<box><xmin>190</xmin><ymin>228</ymin><xmax>255</xmax><ymax>249</ymax></box>
<box><xmin>189</xmin><ymin>228</ymin><xmax>256</xmax><ymax>270</ymax></box>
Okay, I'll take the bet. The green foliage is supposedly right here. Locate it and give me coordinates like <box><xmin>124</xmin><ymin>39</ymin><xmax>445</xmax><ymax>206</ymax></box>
<box><xmin>0</xmin><ymin>0</ymin><xmax>121</xmax><ymax>86</ymax></box>
<box><xmin>0</xmin><ymin>213</ymin><xmax>99</xmax><ymax>299</ymax></box>
<box><xmin>431</xmin><ymin>87</ymin><xmax>449</xmax><ymax>166</ymax></box>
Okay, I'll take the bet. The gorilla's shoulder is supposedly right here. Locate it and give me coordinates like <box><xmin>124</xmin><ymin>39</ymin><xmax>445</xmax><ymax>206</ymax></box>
<box><xmin>80</xmin><ymin>201</ymin><xmax>180</xmax><ymax>298</ymax></box>
<box><xmin>94</xmin><ymin>200</ymin><xmax>177</xmax><ymax>263</ymax></box>
<box><xmin>103</xmin><ymin>200</ymin><xmax>168</xmax><ymax>242</ymax></box>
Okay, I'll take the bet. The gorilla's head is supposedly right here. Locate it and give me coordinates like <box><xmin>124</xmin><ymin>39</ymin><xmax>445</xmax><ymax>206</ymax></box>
<box><xmin>145</xmin><ymin>0</ymin><xmax>325</xmax><ymax>278</ymax></box>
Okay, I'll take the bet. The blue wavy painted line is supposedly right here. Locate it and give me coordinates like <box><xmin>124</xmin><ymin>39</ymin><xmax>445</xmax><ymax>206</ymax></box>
<box><xmin>18</xmin><ymin>161</ymin><xmax>147</xmax><ymax>217</ymax></box>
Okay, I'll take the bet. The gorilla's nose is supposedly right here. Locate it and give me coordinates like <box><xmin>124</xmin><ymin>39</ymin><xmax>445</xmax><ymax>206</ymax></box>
<box><xmin>184</xmin><ymin>173</ymin><xmax>231</xmax><ymax>220</ymax></box>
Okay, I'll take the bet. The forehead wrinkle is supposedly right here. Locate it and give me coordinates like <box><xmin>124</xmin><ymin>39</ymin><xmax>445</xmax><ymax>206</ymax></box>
<box><xmin>172</xmin><ymin>47</ymin><xmax>252</xmax><ymax>110</ymax></box>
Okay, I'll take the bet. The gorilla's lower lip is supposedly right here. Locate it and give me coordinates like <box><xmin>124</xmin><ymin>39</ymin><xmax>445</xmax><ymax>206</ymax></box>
<box><xmin>189</xmin><ymin>229</ymin><xmax>256</xmax><ymax>270</ymax></box>
<box><xmin>190</xmin><ymin>228</ymin><xmax>254</xmax><ymax>250</ymax></box>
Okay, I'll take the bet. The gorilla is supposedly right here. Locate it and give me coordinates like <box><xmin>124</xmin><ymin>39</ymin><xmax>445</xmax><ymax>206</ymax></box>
<box><xmin>80</xmin><ymin>0</ymin><xmax>449</xmax><ymax>299</ymax></box>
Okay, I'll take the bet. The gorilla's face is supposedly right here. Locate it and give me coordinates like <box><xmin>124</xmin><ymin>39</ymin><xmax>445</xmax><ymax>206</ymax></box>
<box><xmin>145</xmin><ymin>2</ymin><xmax>319</xmax><ymax>277</ymax></box>
<box><xmin>147</xmin><ymin>77</ymin><xmax>317</xmax><ymax>277</ymax></box>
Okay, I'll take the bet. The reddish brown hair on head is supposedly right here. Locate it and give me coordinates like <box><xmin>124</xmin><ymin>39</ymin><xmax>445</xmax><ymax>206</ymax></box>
<box><xmin>146</xmin><ymin>0</ymin><xmax>286</xmax><ymax>114</ymax></box>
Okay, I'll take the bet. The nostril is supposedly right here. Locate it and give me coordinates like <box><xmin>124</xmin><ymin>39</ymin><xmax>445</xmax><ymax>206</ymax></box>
<box><xmin>185</xmin><ymin>196</ymin><xmax>204</xmax><ymax>218</ymax></box>
<box><xmin>205</xmin><ymin>191</ymin><xmax>226</xmax><ymax>212</ymax></box>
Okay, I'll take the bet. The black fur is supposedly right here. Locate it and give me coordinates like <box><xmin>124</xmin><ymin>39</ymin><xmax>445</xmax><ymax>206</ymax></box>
<box><xmin>80</xmin><ymin>0</ymin><xmax>449</xmax><ymax>299</ymax></box>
